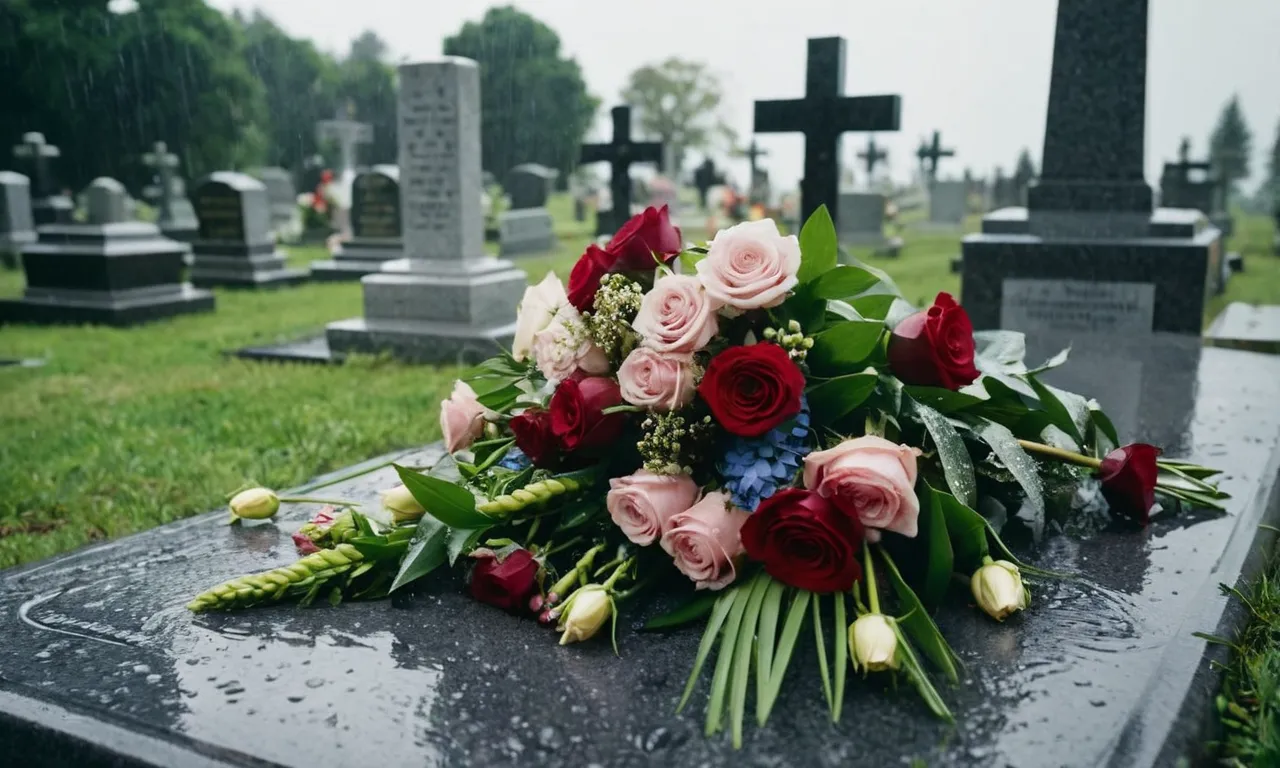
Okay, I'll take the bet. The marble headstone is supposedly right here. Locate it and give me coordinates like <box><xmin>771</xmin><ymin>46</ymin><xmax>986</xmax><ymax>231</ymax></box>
<box><xmin>326</xmin><ymin>57</ymin><xmax>527</xmax><ymax>364</ymax></box>
<box><xmin>254</xmin><ymin>167</ymin><xmax>303</xmax><ymax>243</ymax></box>
<box><xmin>188</xmin><ymin>173</ymin><xmax>307</xmax><ymax>288</ymax></box>
<box><xmin>0</xmin><ymin>171</ymin><xmax>37</xmax><ymax>267</ymax></box>
<box><xmin>310</xmin><ymin>165</ymin><xmax>404</xmax><ymax>281</ymax></box>
<box><xmin>0</xmin><ymin>176</ymin><xmax>213</xmax><ymax>326</ymax></box>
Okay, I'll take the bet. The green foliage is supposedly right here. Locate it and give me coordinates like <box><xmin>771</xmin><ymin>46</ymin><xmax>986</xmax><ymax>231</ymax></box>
<box><xmin>620</xmin><ymin>58</ymin><xmax>735</xmax><ymax>175</ymax></box>
<box><xmin>1210</xmin><ymin>94</ymin><xmax>1254</xmax><ymax>193</ymax></box>
<box><xmin>1013</xmin><ymin>148</ymin><xmax>1036</xmax><ymax>191</ymax></box>
<box><xmin>444</xmin><ymin>6</ymin><xmax>598</xmax><ymax>181</ymax></box>
<box><xmin>335</xmin><ymin>36</ymin><xmax>398</xmax><ymax>165</ymax></box>
<box><xmin>797</xmin><ymin>205</ymin><xmax>838</xmax><ymax>284</ymax></box>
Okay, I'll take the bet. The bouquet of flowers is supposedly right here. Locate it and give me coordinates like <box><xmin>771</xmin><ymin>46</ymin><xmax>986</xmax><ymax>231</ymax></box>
<box><xmin>189</xmin><ymin>205</ymin><xmax>1227</xmax><ymax>744</ymax></box>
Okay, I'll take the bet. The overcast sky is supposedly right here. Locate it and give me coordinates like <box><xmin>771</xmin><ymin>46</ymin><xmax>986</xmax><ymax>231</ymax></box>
<box><xmin>210</xmin><ymin>0</ymin><xmax>1280</xmax><ymax>193</ymax></box>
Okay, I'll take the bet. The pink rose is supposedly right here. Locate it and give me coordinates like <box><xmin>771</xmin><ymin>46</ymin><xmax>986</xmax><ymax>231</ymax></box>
<box><xmin>617</xmin><ymin>347</ymin><xmax>697</xmax><ymax>412</ymax></box>
<box><xmin>440</xmin><ymin>380</ymin><xmax>486</xmax><ymax>453</ymax></box>
<box><xmin>632</xmin><ymin>274</ymin><xmax>718</xmax><ymax>355</ymax></box>
<box><xmin>607</xmin><ymin>470</ymin><xmax>700</xmax><ymax>546</ymax></box>
<box><xmin>531</xmin><ymin>308</ymin><xmax>609</xmax><ymax>385</ymax></box>
<box><xmin>696</xmin><ymin>219</ymin><xmax>801</xmax><ymax>311</ymax></box>
<box><xmin>802</xmin><ymin>436</ymin><xmax>922</xmax><ymax>541</ymax></box>
<box><xmin>660</xmin><ymin>491</ymin><xmax>749</xmax><ymax>590</ymax></box>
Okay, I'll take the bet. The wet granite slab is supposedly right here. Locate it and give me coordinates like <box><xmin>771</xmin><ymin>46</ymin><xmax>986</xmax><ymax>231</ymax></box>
<box><xmin>228</xmin><ymin>334</ymin><xmax>341</xmax><ymax>365</ymax></box>
<box><xmin>1206</xmin><ymin>303</ymin><xmax>1280</xmax><ymax>355</ymax></box>
<box><xmin>2</xmin><ymin>342</ymin><xmax>1280</xmax><ymax>767</ymax></box>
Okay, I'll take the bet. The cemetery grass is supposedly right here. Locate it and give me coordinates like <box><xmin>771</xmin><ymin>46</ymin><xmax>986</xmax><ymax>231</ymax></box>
<box><xmin>1213</xmin><ymin>555</ymin><xmax>1280</xmax><ymax>766</ymax></box>
<box><xmin>0</xmin><ymin>209</ymin><xmax>1277</xmax><ymax>570</ymax></box>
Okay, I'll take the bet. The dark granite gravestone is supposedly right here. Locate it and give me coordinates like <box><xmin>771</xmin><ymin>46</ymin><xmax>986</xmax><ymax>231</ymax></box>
<box><xmin>309</xmin><ymin>166</ymin><xmax>403</xmax><ymax>282</ymax></box>
<box><xmin>2</xmin><ymin>335</ymin><xmax>1279</xmax><ymax>767</ymax></box>
<box><xmin>0</xmin><ymin>171</ymin><xmax>37</xmax><ymax>268</ymax></box>
<box><xmin>960</xmin><ymin>0</ymin><xmax>1221</xmax><ymax>336</ymax></box>
<box><xmin>11</xmin><ymin>132</ymin><xmax>73</xmax><ymax>226</ymax></box>
<box><xmin>188</xmin><ymin>173</ymin><xmax>307</xmax><ymax>289</ymax></box>
<box><xmin>505</xmin><ymin>164</ymin><xmax>557</xmax><ymax>210</ymax></box>
<box><xmin>915</xmin><ymin>130</ymin><xmax>955</xmax><ymax>183</ymax></box>
<box><xmin>1159</xmin><ymin>138</ymin><xmax>1239</xmax><ymax>285</ymax></box>
<box><xmin>498</xmin><ymin>164</ymin><xmax>556</xmax><ymax>257</ymax></box>
<box><xmin>692</xmin><ymin>158</ymin><xmax>724</xmax><ymax>210</ymax></box>
<box><xmin>754</xmin><ymin>37</ymin><xmax>901</xmax><ymax>228</ymax></box>
<box><xmin>581</xmin><ymin>106</ymin><xmax>664</xmax><ymax>237</ymax></box>
<box><xmin>0</xmin><ymin>177</ymin><xmax>214</xmax><ymax>327</ymax></box>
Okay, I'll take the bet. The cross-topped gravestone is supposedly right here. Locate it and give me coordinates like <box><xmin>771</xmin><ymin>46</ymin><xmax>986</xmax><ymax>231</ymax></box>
<box><xmin>916</xmin><ymin>130</ymin><xmax>955</xmax><ymax>181</ymax></box>
<box><xmin>142</xmin><ymin>141</ymin><xmax>179</xmax><ymax>223</ymax></box>
<box><xmin>754</xmin><ymin>37</ymin><xmax>901</xmax><ymax>227</ymax></box>
<box><xmin>692</xmin><ymin>158</ymin><xmax>723</xmax><ymax>210</ymax></box>
<box><xmin>857</xmin><ymin>134</ymin><xmax>887</xmax><ymax>180</ymax></box>
<box><xmin>742</xmin><ymin>140</ymin><xmax>770</xmax><ymax>202</ymax></box>
<box><xmin>316</xmin><ymin>109</ymin><xmax>373</xmax><ymax>179</ymax></box>
<box><xmin>12</xmin><ymin>132</ymin><xmax>73</xmax><ymax>225</ymax></box>
<box><xmin>580</xmin><ymin>106</ymin><xmax>663</xmax><ymax>235</ymax></box>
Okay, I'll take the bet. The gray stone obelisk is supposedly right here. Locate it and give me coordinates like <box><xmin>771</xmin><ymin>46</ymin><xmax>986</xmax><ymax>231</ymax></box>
<box><xmin>326</xmin><ymin>57</ymin><xmax>527</xmax><ymax>364</ymax></box>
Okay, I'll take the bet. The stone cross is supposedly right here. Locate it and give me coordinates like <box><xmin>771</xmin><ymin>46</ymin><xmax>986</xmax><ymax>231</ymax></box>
<box><xmin>580</xmin><ymin>105</ymin><xmax>663</xmax><ymax>233</ymax></box>
<box><xmin>12</xmin><ymin>132</ymin><xmax>60</xmax><ymax>197</ymax></box>
<box><xmin>916</xmin><ymin>130</ymin><xmax>955</xmax><ymax>181</ymax></box>
<box><xmin>85</xmin><ymin>177</ymin><xmax>129</xmax><ymax>225</ymax></box>
<box><xmin>743</xmin><ymin>140</ymin><xmax>770</xmax><ymax>194</ymax></box>
<box><xmin>142</xmin><ymin>141</ymin><xmax>179</xmax><ymax>223</ymax></box>
<box><xmin>858</xmin><ymin>134</ymin><xmax>887</xmax><ymax>179</ymax></box>
<box><xmin>316</xmin><ymin>109</ymin><xmax>374</xmax><ymax>178</ymax></box>
<box><xmin>754</xmin><ymin>37</ymin><xmax>901</xmax><ymax>226</ymax></box>
<box><xmin>1028</xmin><ymin>0</ymin><xmax>1153</xmax><ymax>216</ymax></box>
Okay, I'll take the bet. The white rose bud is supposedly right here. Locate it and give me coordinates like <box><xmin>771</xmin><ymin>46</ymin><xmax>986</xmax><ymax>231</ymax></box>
<box><xmin>557</xmin><ymin>586</ymin><xmax>613</xmax><ymax>645</ymax></box>
<box><xmin>229</xmin><ymin>487</ymin><xmax>279</xmax><ymax>520</ymax></box>
<box><xmin>849</xmin><ymin>613</ymin><xmax>899</xmax><ymax>673</ymax></box>
<box><xmin>971</xmin><ymin>559</ymin><xmax>1030</xmax><ymax>621</ymax></box>
<box><xmin>381</xmin><ymin>484</ymin><xmax>426</xmax><ymax>524</ymax></box>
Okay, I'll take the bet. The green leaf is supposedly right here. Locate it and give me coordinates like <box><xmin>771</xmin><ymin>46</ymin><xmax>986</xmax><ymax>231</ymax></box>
<box><xmin>705</xmin><ymin>583</ymin><xmax>751</xmax><ymax>736</ymax></box>
<box><xmin>781</xmin><ymin>281</ymin><xmax>827</xmax><ymax>333</ymax></box>
<box><xmin>969</xmin><ymin>417</ymin><xmax>1046</xmax><ymax>541</ymax></box>
<box><xmin>879</xmin><ymin>548</ymin><xmax>960</xmax><ymax>682</ymax></box>
<box><xmin>832</xmin><ymin>591</ymin><xmax>848</xmax><ymax>722</ymax></box>
<box><xmin>389</xmin><ymin>515</ymin><xmax>450</xmax><ymax>592</ymax></box>
<box><xmin>850</xmin><ymin>294</ymin><xmax>898</xmax><ymax>321</ymax></box>
<box><xmin>807</xmin><ymin>373</ymin><xmax>878</xmax><ymax>421</ymax></box>
<box><xmin>677</xmin><ymin>591</ymin><xmax>737</xmax><ymax>713</ymax></box>
<box><xmin>645</xmin><ymin>592</ymin><xmax>720</xmax><ymax>631</ymax></box>
<box><xmin>446</xmin><ymin>526</ymin><xmax>489</xmax><ymax>566</ymax></box>
<box><xmin>810</xmin><ymin>264</ymin><xmax>880</xmax><ymax>300</ymax></box>
<box><xmin>347</xmin><ymin>535</ymin><xmax>411</xmax><ymax>563</ymax></box>
<box><xmin>825</xmin><ymin>299</ymin><xmax>863</xmax><ymax>322</ymax></box>
<box><xmin>905</xmin><ymin>385</ymin><xmax>987</xmax><ymax>415</ymax></box>
<box><xmin>474</xmin><ymin>382</ymin><xmax>523</xmax><ymax>412</ymax></box>
<box><xmin>890</xmin><ymin>622</ymin><xmax>955</xmax><ymax>723</ymax></box>
<box><xmin>755</xmin><ymin>578</ymin><xmax>785</xmax><ymax>725</ymax></box>
<box><xmin>1089</xmin><ymin>404</ymin><xmax>1120</xmax><ymax>454</ymax></box>
<box><xmin>797</xmin><ymin>204</ymin><xmax>838</xmax><ymax>284</ymax></box>
<box><xmin>933</xmin><ymin>487</ymin><xmax>989</xmax><ymax>571</ymax></box>
<box><xmin>972</xmin><ymin>330</ymin><xmax>1028</xmax><ymax>374</ymax></box>
<box><xmin>908</xmin><ymin>401</ymin><xmax>977</xmax><ymax>508</ymax></box>
<box><xmin>918</xmin><ymin>488</ymin><xmax>955</xmax><ymax>606</ymax></box>
<box><xmin>808</xmin><ymin>321</ymin><xmax>885</xmax><ymax>374</ymax></box>
<box><xmin>730</xmin><ymin>574</ymin><xmax>769</xmax><ymax>748</ymax></box>
<box><xmin>394</xmin><ymin>464</ymin><xmax>492</xmax><ymax>529</ymax></box>
<box><xmin>1023</xmin><ymin>375</ymin><xmax>1086</xmax><ymax>448</ymax></box>
<box><xmin>759</xmin><ymin>590</ymin><xmax>811</xmax><ymax>724</ymax></box>
<box><xmin>812</xmin><ymin>594</ymin><xmax>834</xmax><ymax>714</ymax></box>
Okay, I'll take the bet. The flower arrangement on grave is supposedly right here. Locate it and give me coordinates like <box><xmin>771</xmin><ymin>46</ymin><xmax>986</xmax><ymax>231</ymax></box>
<box><xmin>189</xmin><ymin>205</ymin><xmax>1228</xmax><ymax>744</ymax></box>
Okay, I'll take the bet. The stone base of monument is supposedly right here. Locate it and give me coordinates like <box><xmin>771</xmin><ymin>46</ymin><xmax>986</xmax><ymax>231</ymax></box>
<box><xmin>1206</xmin><ymin>302</ymin><xmax>1280</xmax><ymax>355</ymax></box>
<box><xmin>0</xmin><ymin>222</ymin><xmax>215</xmax><ymax>327</ymax></box>
<box><xmin>31</xmin><ymin>195</ymin><xmax>74</xmax><ymax>226</ymax></box>
<box><xmin>960</xmin><ymin>207</ymin><xmax>1220</xmax><ymax>334</ymax></box>
<box><xmin>1</xmin><ymin>231</ymin><xmax>36</xmax><ymax>268</ymax></box>
<box><xmin>189</xmin><ymin>242</ymin><xmax>308</xmax><ymax>289</ymax></box>
<box><xmin>325</xmin><ymin>258</ymin><xmax>526</xmax><ymax>365</ymax></box>
<box><xmin>160</xmin><ymin>224</ymin><xmax>199</xmax><ymax>244</ymax></box>
<box><xmin>1</xmin><ymin>338</ymin><xmax>1279</xmax><ymax>766</ymax></box>
<box><xmin>498</xmin><ymin>209</ymin><xmax>555</xmax><ymax>257</ymax></box>
<box><xmin>308</xmin><ymin>238</ymin><xmax>402</xmax><ymax>282</ymax></box>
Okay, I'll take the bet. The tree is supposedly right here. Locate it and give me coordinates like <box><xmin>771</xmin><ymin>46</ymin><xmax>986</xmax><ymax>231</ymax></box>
<box><xmin>444</xmin><ymin>7</ymin><xmax>597</xmax><ymax>181</ymax></box>
<box><xmin>1208</xmin><ymin>94</ymin><xmax>1252</xmax><ymax>195</ymax></box>
<box><xmin>1012</xmin><ymin>148</ymin><xmax>1036</xmax><ymax>197</ymax></box>
<box><xmin>620</xmin><ymin>59</ymin><xmax>734</xmax><ymax>176</ymax></box>
<box><xmin>348</xmin><ymin>30</ymin><xmax>389</xmax><ymax>64</ymax></box>
<box><xmin>1267</xmin><ymin>119</ymin><xmax>1280</xmax><ymax>208</ymax></box>
<box><xmin>336</xmin><ymin>32</ymin><xmax>398</xmax><ymax>165</ymax></box>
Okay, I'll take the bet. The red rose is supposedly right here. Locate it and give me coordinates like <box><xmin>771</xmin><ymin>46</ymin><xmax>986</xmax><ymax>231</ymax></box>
<box><xmin>887</xmin><ymin>292</ymin><xmax>981</xmax><ymax>390</ymax></box>
<box><xmin>469</xmin><ymin>548</ymin><xmax>540</xmax><ymax>611</ymax></box>
<box><xmin>567</xmin><ymin>244</ymin><xmax>612</xmax><ymax>312</ymax></box>
<box><xmin>549</xmin><ymin>376</ymin><xmax>626</xmax><ymax>452</ymax></box>
<box><xmin>741</xmin><ymin>489</ymin><xmax>865</xmax><ymax>592</ymax></box>
<box><xmin>510</xmin><ymin>408</ymin><xmax>559</xmax><ymax>468</ymax></box>
<box><xmin>607</xmin><ymin>205</ymin><xmax>683</xmax><ymax>271</ymax></box>
<box><xmin>1099</xmin><ymin>443</ymin><xmax>1161</xmax><ymax>524</ymax></box>
<box><xmin>698</xmin><ymin>343</ymin><xmax>805</xmax><ymax>437</ymax></box>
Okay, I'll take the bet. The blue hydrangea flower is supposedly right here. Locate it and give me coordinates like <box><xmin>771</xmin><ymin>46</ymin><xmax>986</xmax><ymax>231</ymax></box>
<box><xmin>718</xmin><ymin>398</ymin><xmax>811</xmax><ymax>512</ymax></box>
<box><xmin>497</xmin><ymin>447</ymin><xmax>532</xmax><ymax>471</ymax></box>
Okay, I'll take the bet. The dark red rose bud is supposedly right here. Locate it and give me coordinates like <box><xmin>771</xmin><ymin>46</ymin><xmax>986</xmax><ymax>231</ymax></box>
<box><xmin>549</xmin><ymin>376</ymin><xmax>626</xmax><ymax>452</ymax></box>
<box><xmin>1099</xmin><ymin>443</ymin><xmax>1161</xmax><ymax>524</ymax></box>
<box><xmin>607</xmin><ymin>205</ymin><xmax>683</xmax><ymax>271</ymax></box>
<box><xmin>887</xmin><ymin>292</ymin><xmax>981</xmax><ymax>390</ymax></box>
<box><xmin>697</xmin><ymin>343</ymin><xmax>805</xmax><ymax>437</ymax></box>
<box><xmin>567</xmin><ymin>244</ymin><xmax>613</xmax><ymax>312</ymax></box>
<box><xmin>469</xmin><ymin>548</ymin><xmax>540</xmax><ymax>611</ymax></box>
<box><xmin>510</xmin><ymin>408</ymin><xmax>559</xmax><ymax>469</ymax></box>
<box><xmin>741</xmin><ymin>489</ymin><xmax>864</xmax><ymax>593</ymax></box>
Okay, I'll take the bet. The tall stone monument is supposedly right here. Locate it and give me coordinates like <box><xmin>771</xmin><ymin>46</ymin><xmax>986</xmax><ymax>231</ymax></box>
<box><xmin>326</xmin><ymin>57</ymin><xmax>527</xmax><ymax>364</ymax></box>
<box><xmin>188</xmin><ymin>173</ymin><xmax>308</xmax><ymax>288</ymax></box>
<box><xmin>960</xmin><ymin>0</ymin><xmax>1220</xmax><ymax>336</ymax></box>
<box><xmin>11</xmin><ymin>132</ymin><xmax>73</xmax><ymax>226</ymax></box>
<box><xmin>0</xmin><ymin>177</ymin><xmax>214</xmax><ymax>326</ymax></box>
<box><xmin>0</xmin><ymin>171</ymin><xmax>37</xmax><ymax>268</ymax></box>
<box><xmin>310</xmin><ymin>165</ymin><xmax>403</xmax><ymax>281</ymax></box>
<box><xmin>316</xmin><ymin>108</ymin><xmax>373</xmax><ymax>237</ymax></box>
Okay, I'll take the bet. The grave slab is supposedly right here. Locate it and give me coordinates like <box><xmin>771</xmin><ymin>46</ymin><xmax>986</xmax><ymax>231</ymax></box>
<box><xmin>227</xmin><ymin>334</ymin><xmax>342</xmax><ymax>365</ymax></box>
<box><xmin>1</xmin><ymin>336</ymin><xmax>1279</xmax><ymax>768</ymax></box>
<box><xmin>497</xmin><ymin>208</ymin><xmax>555</xmax><ymax>257</ymax></box>
<box><xmin>1205</xmin><ymin>302</ymin><xmax>1280</xmax><ymax>355</ymax></box>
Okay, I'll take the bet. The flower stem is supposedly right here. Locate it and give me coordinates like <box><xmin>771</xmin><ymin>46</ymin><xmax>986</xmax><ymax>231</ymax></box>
<box><xmin>602</xmin><ymin>557</ymin><xmax>636</xmax><ymax>591</ymax></box>
<box><xmin>601</xmin><ymin>404</ymin><xmax>644</xmax><ymax>415</ymax></box>
<box><xmin>864</xmin><ymin>541</ymin><xmax>880</xmax><ymax>615</ymax></box>
<box><xmin>540</xmin><ymin>535</ymin><xmax>585</xmax><ymax>559</ymax></box>
<box><xmin>279</xmin><ymin>496</ymin><xmax>360</xmax><ymax>507</ymax></box>
<box><xmin>1015</xmin><ymin>439</ymin><xmax>1102</xmax><ymax>470</ymax></box>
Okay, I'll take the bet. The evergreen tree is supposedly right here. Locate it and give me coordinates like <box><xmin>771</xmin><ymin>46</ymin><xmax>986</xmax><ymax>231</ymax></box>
<box><xmin>1267</xmin><ymin>118</ymin><xmax>1280</xmax><ymax>207</ymax></box>
<box><xmin>1208</xmin><ymin>94</ymin><xmax>1252</xmax><ymax>195</ymax></box>
<box><xmin>1013</xmin><ymin>148</ymin><xmax>1036</xmax><ymax>192</ymax></box>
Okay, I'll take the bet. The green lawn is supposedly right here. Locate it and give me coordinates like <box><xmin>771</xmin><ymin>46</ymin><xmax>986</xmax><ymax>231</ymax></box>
<box><xmin>0</xmin><ymin>201</ymin><xmax>1276</xmax><ymax>569</ymax></box>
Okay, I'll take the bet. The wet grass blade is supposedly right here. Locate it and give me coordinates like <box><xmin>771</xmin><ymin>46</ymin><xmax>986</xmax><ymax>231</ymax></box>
<box><xmin>730</xmin><ymin>574</ymin><xmax>769</xmax><ymax>748</ymax></box>
<box><xmin>759</xmin><ymin>590</ymin><xmax>812</xmax><ymax>723</ymax></box>
<box><xmin>677</xmin><ymin>589</ymin><xmax>736</xmax><ymax>713</ymax></box>
<box><xmin>833</xmin><ymin>590</ymin><xmax>848</xmax><ymax>722</ymax></box>
<box><xmin>705</xmin><ymin>584</ymin><xmax>750</xmax><ymax>736</ymax></box>
<box><xmin>813</xmin><ymin>594</ymin><xmax>834</xmax><ymax>712</ymax></box>
<box><xmin>755</xmin><ymin>578</ymin><xmax>785</xmax><ymax>724</ymax></box>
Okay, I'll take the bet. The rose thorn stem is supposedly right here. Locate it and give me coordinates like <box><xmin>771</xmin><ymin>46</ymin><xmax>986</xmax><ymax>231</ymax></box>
<box><xmin>864</xmin><ymin>541</ymin><xmax>881</xmax><ymax>615</ymax></box>
<box><xmin>1015</xmin><ymin>439</ymin><xmax>1103</xmax><ymax>470</ymax></box>
<box><xmin>278</xmin><ymin>496</ymin><xmax>360</xmax><ymax>507</ymax></box>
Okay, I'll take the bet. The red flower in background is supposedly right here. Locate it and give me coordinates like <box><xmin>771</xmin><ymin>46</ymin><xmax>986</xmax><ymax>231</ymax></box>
<box><xmin>741</xmin><ymin>489</ymin><xmax>865</xmax><ymax>593</ymax></box>
<box><xmin>567</xmin><ymin>244</ymin><xmax>612</xmax><ymax>311</ymax></box>
<box><xmin>887</xmin><ymin>292</ymin><xmax>981</xmax><ymax>390</ymax></box>
<box><xmin>1099</xmin><ymin>443</ymin><xmax>1161</xmax><ymax>524</ymax></box>
<box><xmin>564</xmin><ymin>206</ymin><xmax>684</xmax><ymax>310</ymax></box>
<box><xmin>549</xmin><ymin>376</ymin><xmax>627</xmax><ymax>452</ymax></box>
<box><xmin>697</xmin><ymin>343</ymin><xmax>805</xmax><ymax>437</ymax></box>
<box><xmin>469</xmin><ymin>548</ymin><xmax>540</xmax><ymax>611</ymax></box>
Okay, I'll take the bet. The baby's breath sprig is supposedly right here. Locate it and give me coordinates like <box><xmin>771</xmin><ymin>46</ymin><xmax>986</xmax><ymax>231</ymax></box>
<box><xmin>637</xmin><ymin>411</ymin><xmax>716</xmax><ymax>475</ymax></box>
<box><xmin>585</xmin><ymin>274</ymin><xmax>644</xmax><ymax>363</ymax></box>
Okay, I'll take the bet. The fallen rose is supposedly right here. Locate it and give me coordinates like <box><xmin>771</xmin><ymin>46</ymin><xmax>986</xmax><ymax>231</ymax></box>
<box><xmin>887</xmin><ymin>292</ymin><xmax>981</xmax><ymax>390</ymax></box>
<box><xmin>741</xmin><ymin>488</ymin><xmax>865</xmax><ymax>592</ymax></box>
<box><xmin>1099</xmin><ymin>443</ymin><xmax>1161</xmax><ymax>524</ymax></box>
<box><xmin>698</xmin><ymin>343</ymin><xmax>805</xmax><ymax>437</ymax></box>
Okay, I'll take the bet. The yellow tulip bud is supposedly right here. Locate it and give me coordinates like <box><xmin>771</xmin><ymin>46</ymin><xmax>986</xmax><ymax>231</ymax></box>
<box><xmin>381</xmin><ymin>484</ymin><xmax>425</xmax><ymax>524</ymax></box>
<box><xmin>849</xmin><ymin>613</ymin><xmax>899</xmax><ymax>673</ymax></box>
<box><xmin>971</xmin><ymin>559</ymin><xmax>1030</xmax><ymax>621</ymax></box>
<box><xmin>557</xmin><ymin>586</ymin><xmax>612</xmax><ymax>645</ymax></box>
<box><xmin>229</xmin><ymin>488</ymin><xmax>279</xmax><ymax>520</ymax></box>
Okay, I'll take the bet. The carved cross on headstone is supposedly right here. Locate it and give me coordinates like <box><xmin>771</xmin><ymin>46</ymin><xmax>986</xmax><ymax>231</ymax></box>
<box><xmin>915</xmin><ymin>130</ymin><xmax>955</xmax><ymax>182</ymax></box>
<box><xmin>580</xmin><ymin>105</ymin><xmax>663</xmax><ymax>234</ymax></box>
<box><xmin>754</xmin><ymin>37</ymin><xmax>901</xmax><ymax>225</ymax></box>
<box><xmin>12</xmin><ymin>132</ymin><xmax>60</xmax><ymax>197</ymax></box>
<box><xmin>316</xmin><ymin>108</ymin><xmax>374</xmax><ymax>178</ymax></box>
<box><xmin>142</xmin><ymin>141</ymin><xmax>180</xmax><ymax>223</ymax></box>
<box><xmin>858</xmin><ymin>134</ymin><xmax>888</xmax><ymax>180</ymax></box>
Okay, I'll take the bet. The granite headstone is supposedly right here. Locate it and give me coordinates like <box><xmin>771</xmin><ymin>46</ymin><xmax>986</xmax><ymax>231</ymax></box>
<box><xmin>498</xmin><ymin>164</ymin><xmax>556</xmax><ymax>257</ymax></box>
<box><xmin>188</xmin><ymin>173</ymin><xmax>307</xmax><ymax>288</ymax></box>
<box><xmin>505</xmin><ymin>164</ymin><xmax>557</xmax><ymax>210</ymax></box>
<box><xmin>309</xmin><ymin>166</ymin><xmax>403</xmax><ymax>281</ymax></box>
<box><xmin>11</xmin><ymin>132</ymin><xmax>73</xmax><ymax>226</ymax></box>
<box><xmin>836</xmin><ymin>192</ymin><xmax>901</xmax><ymax>257</ymax></box>
<box><xmin>0</xmin><ymin>171</ymin><xmax>37</xmax><ymax>268</ymax></box>
<box><xmin>581</xmin><ymin>106</ymin><xmax>664</xmax><ymax>237</ymax></box>
<box><xmin>253</xmin><ymin>167</ymin><xmax>302</xmax><ymax>243</ymax></box>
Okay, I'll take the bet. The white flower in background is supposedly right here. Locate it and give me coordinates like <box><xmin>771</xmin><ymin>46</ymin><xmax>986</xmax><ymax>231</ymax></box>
<box><xmin>531</xmin><ymin>306</ymin><xmax>609</xmax><ymax>385</ymax></box>
<box><xmin>513</xmin><ymin>273</ymin><xmax>569</xmax><ymax>362</ymax></box>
